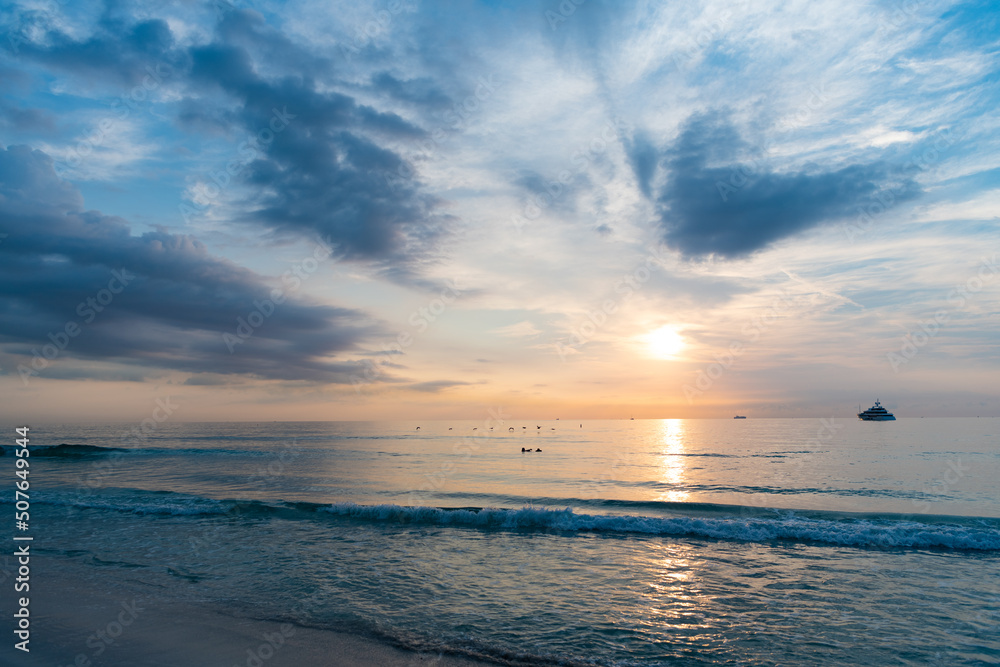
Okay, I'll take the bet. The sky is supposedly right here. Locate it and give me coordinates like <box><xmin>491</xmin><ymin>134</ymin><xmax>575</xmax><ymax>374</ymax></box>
<box><xmin>1</xmin><ymin>0</ymin><xmax>998</xmax><ymax>422</ymax></box>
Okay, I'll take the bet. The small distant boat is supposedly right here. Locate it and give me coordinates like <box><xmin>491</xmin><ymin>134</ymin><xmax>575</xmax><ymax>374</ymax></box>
<box><xmin>858</xmin><ymin>400</ymin><xmax>895</xmax><ymax>421</ymax></box>
<box><xmin>733</xmin><ymin>415</ymin><xmax>746</xmax><ymax>419</ymax></box>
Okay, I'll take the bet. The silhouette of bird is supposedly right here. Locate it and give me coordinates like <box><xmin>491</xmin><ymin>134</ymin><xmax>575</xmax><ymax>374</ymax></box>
<box><xmin>535</xmin><ymin>448</ymin><xmax>542</xmax><ymax>452</ymax></box>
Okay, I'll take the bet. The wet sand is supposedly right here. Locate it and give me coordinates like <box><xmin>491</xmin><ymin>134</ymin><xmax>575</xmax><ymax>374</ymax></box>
<box><xmin>6</xmin><ymin>555</ymin><xmax>493</xmax><ymax>667</ymax></box>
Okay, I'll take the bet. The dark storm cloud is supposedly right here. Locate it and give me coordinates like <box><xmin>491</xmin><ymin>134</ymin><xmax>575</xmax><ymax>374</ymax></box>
<box><xmin>0</xmin><ymin>145</ymin><xmax>384</xmax><ymax>384</ymax></box>
<box><xmin>212</xmin><ymin>7</ymin><xmax>331</xmax><ymax>79</ymax></box>
<box><xmin>15</xmin><ymin>6</ymin><xmax>448</xmax><ymax>277</ymax></box>
<box><xmin>183</xmin><ymin>11</ymin><xmax>445</xmax><ymax>272</ymax></box>
<box><xmin>14</xmin><ymin>16</ymin><xmax>184</xmax><ymax>87</ymax></box>
<box><xmin>650</xmin><ymin>113</ymin><xmax>923</xmax><ymax>258</ymax></box>
<box><xmin>175</xmin><ymin>99</ymin><xmax>240</xmax><ymax>136</ymax></box>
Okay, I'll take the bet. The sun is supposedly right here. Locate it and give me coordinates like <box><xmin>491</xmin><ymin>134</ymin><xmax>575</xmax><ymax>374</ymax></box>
<box><xmin>645</xmin><ymin>326</ymin><xmax>685</xmax><ymax>359</ymax></box>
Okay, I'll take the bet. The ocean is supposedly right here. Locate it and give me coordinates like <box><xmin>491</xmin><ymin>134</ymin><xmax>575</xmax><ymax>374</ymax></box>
<box><xmin>5</xmin><ymin>418</ymin><xmax>999</xmax><ymax>665</ymax></box>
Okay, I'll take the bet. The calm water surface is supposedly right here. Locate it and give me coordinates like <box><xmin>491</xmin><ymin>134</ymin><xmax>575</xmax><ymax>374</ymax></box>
<box><xmin>7</xmin><ymin>418</ymin><xmax>1000</xmax><ymax>665</ymax></box>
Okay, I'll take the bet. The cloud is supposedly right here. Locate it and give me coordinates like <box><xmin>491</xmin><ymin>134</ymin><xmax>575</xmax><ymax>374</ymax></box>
<box><xmin>0</xmin><ymin>101</ymin><xmax>56</xmax><ymax>133</ymax></box>
<box><xmin>180</xmin><ymin>10</ymin><xmax>448</xmax><ymax>276</ymax></box>
<box><xmin>369</xmin><ymin>72</ymin><xmax>454</xmax><ymax>111</ymax></box>
<box><xmin>407</xmin><ymin>380</ymin><xmax>474</xmax><ymax>393</ymax></box>
<box><xmin>15</xmin><ymin>16</ymin><xmax>184</xmax><ymax>88</ymax></box>
<box><xmin>491</xmin><ymin>321</ymin><xmax>542</xmax><ymax>337</ymax></box>
<box><xmin>15</xmin><ymin>7</ymin><xmax>451</xmax><ymax>281</ymax></box>
<box><xmin>650</xmin><ymin>112</ymin><xmax>923</xmax><ymax>258</ymax></box>
<box><xmin>864</xmin><ymin>128</ymin><xmax>919</xmax><ymax>148</ymax></box>
<box><xmin>0</xmin><ymin>144</ymin><xmax>386</xmax><ymax>384</ymax></box>
<box><xmin>624</xmin><ymin>130</ymin><xmax>659</xmax><ymax>198</ymax></box>
<box><xmin>183</xmin><ymin>374</ymin><xmax>240</xmax><ymax>386</ymax></box>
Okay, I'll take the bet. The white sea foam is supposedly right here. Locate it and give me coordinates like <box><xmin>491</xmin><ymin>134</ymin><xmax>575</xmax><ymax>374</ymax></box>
<box><xmin>19</xmin><ymin>485</ymin><xmax>1000</xmax><ymax>551</ymax></box>
<box><xmin>323</xmin><ymin>502</ymin><xmax>1000</xmax><ymax>551</ymax></box>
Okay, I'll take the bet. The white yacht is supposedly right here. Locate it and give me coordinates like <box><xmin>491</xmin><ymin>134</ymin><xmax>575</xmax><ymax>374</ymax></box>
<box><xmin>858</xmin><ymin>400</ymin><xmax>895</xmax><ymax>421</ymax></box>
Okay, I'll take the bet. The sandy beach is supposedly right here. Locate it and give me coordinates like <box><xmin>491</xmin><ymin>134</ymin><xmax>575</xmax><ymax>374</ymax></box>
<box><xmin>11</xmin><ymin>554</ymin><xmax>493</xmax><ymax>667</ymax></box>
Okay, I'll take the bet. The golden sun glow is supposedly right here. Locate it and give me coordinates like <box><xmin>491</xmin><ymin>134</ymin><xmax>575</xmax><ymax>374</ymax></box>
<box><xmin>645</xmin><ymin>326</ymin><xmax>685</xmax><ymax>359</ymax></box>
<box><xmin>658</xmin><ymin>419</ymin><xmax>689</xmax><ymax>503</ymax></box>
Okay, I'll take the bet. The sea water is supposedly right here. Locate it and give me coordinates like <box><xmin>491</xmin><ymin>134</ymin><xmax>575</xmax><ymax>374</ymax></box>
<box><xmin>5</xmin><ymin>418</ymin><xmax>999</xmax><ymax>665</ymax></box>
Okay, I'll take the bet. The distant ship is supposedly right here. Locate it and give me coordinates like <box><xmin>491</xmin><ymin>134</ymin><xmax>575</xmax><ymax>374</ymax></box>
<box><xmin>858</xmin><ymin>400</ymin><xmax>895</xmax><ymax>421</ymax></box>
<box><xmin>733</xmin><ymin>415</ymin><xmax>747</xmax><ymax>419</ymax></box>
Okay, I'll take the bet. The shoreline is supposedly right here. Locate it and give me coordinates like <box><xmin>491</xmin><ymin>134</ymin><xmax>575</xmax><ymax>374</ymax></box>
<box><xmin>7</xmin><ymin>556</ymin><xmax>495</xmax><ymax>667</ymax></box>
